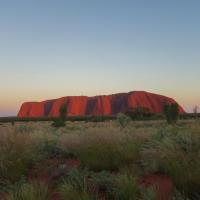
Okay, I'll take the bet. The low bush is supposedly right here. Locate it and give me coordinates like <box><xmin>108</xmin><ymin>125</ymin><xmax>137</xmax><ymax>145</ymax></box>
<box><xmin>164</xmin><ymin>103</ymin><xmax>179</xmax><ymax>124</ymax></box>
<box><xmin>116</xmin><ymin>113</ymin><xmax>131</xmax><ymax>129</ymax></box>
<box><xmin>126</xmin><ymin>107</ymin><xmax>154</xmax><ymax>120</ymax></box>
<box><xmin>52</xmin><ymin>104</ymin><xmax>67</xmax><ymax>127</ymax></box>
<box><xmin>52</xmin><ymin>118</ymin><xmax>65</xmax><ymax>127</ymax></box>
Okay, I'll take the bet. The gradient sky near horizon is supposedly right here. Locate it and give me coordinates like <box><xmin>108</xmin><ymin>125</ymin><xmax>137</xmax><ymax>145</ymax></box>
<box><xmin>0</xmin><ymin>0</ymin><xmax>200</xmax><ymax>116</ymax></box>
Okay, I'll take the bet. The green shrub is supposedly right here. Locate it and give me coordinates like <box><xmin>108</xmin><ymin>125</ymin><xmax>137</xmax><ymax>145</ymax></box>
<box><xmin>60</xmin><ymin>103</ymin><xmax>67</xmax><ymax>121</ymax></box>
<box><xmin>116</xmin><ymin>113</ymin><xmax>131</xmax><ymax>129</ymax></box>
<box><xmin>52</xmin><ymin>104</ymin><xmax>67</xmax><ymax>127</ymax></box>
<box><xmin>126</xmin><ymin>107</ymin><xmax>154</xmax><ymax>120</ymax></box>
<box><xmin>52</xmin><ymin>118</ymin><xmax>65</xmax><ymax>127</ymax></box>
<box><xmin>164</xmin><ymin>103</ymin><xmax>179</xmax><ymax>124</ymax></box>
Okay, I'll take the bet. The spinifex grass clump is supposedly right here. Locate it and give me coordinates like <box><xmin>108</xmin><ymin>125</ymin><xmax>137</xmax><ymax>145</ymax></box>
<box><xmin>0</xmin><ymin>129</ymin><xmax>38</xmax><ymax>184</ymax></box>
<box><xmin>59</xmin><ymin>169</ymin><xmax>96</xmax><ymax>200</ymax></box>
<box><xmin>80</xmin><ymin>143</ymin><xmax>138</xmax><ymax>171</ymax></box>
<box><xmin>59</xmin><ymin>168</ymin><xmax>155</xmax><ymax>200</ymax></box>
<box><xmin>73</xmin><ymin>136</ymin><xmax>140</xmax><ymax>171</ymax></box>
<box><xmin>60</xmin><ymin>183</ymin><xmax>92</xmax><ymax>200</ymax></box>
<box><xmin>113</xmin><ymin>174</ymin><xmax>140</xmax><ymax>200</ymax></box>
<box><xmin>7</xmin><ymin>181</ymin><xmax>49</xmax><ymax>200</ymax></box>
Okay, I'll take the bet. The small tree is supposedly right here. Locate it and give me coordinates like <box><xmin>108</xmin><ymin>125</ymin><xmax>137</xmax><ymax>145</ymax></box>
<box><xmin>52</xmin><ymin>103</ymin><xmax>67</xmax><ymax>127</ymax></box>
<box><xmin>164</xmin><ymin>103</ymin><xmax>179</xmax><ymax>124</ymax></box>
<box><xmin>59</xmin><ymin>103</ymin><xmax>67</xmax><ymax>121</ymax></box>
<box><xmin>11</xmin><ymin>120</ymin><xmax>15</xmax><ymax>126</ymax></box>
<box><xmin>193</xmin><ymin>105</ymin><xmax>198</xmax><ymax>119</ymax></box>
<box><xmin>116</xmin><ymin>113</ymin><xmax>131</xmax><ymax>129</ymax></box>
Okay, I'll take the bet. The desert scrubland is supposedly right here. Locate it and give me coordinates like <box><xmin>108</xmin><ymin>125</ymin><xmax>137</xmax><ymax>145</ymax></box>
<box><xmin>0</xmin><ymin>119</ymin><xmax>200</xmax><ymax>200</ymax></box>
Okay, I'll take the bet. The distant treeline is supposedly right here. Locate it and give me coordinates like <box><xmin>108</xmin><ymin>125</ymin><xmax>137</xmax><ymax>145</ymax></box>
<box><xmin>179</xmin><ymin>113</ymin><xmax>200</xmax><ymax>119</ymax></box>
<box><xmin>0</xmin><ymin>116</ymin><xmax>115</xmax><ymax>123</ymax></box>
<box><xmin>0</xmin><ymin>113</ymin><xmax>199</xmax><ymax>123</ymax></box>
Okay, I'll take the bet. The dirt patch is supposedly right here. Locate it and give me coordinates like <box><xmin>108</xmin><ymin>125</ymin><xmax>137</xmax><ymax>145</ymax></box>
<box><xmin>139</xmin><ymin>173</ymin><xmax>173</xmax><ymax>200</ymax></box>
<box><xmin>28</xmin><ymin>158</ymin><xmax>80</xmax><ymax>184</ymax></box>
<box><xmin>49</xmin><ymin>191</ymin><xmax>63</xmax><ymax>200</ymax></box>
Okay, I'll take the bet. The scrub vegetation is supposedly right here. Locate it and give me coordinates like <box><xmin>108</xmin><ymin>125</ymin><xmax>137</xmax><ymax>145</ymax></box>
<box><xmin>0</xmin><ymin>118</ymin><xmax>200</xmax><ymax>199</ymax></box>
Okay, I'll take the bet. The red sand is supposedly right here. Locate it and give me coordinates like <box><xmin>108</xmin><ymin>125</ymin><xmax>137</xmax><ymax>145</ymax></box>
<box><xmin>139</xmin><ymin>174</ymin><xmax>174</xmax><ymax>200</ymax></box>
<box><xmin>26</xmin><ymin>158</ymin><xmax>174</xmax><ymax>200</ymax></box>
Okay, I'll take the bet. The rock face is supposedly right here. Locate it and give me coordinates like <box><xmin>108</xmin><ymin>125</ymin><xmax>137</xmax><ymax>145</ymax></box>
<box><xmin>17</xmin><ymin>91</ymin><xmax>185</xmax><ymax>117</ymax></box>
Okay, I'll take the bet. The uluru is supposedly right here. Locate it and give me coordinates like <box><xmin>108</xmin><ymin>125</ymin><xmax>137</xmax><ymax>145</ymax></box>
<box><xmin>17</xmin><ymin>91</ymin><xmax>185</xmax><ymax>118</ymax></box>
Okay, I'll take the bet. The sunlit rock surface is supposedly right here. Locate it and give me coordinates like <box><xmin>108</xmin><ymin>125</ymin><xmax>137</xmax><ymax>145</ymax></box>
<box><xmin>17</xmin><ymin>91</ymin><xmax>185</xmax><ymax>117</ymax></box>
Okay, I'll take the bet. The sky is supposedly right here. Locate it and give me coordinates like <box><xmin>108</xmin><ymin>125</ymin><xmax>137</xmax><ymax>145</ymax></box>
<box><xmin>0</xmin><ymin>0</ymin><xmax>200</xmax><ymax>116</ymax></box>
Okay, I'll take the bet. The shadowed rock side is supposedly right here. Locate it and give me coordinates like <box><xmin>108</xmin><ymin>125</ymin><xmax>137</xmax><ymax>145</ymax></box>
<box><xmin>17</xmin><ymin>91</ymin><xmax>185</xmax><ymax>117</ymax></box>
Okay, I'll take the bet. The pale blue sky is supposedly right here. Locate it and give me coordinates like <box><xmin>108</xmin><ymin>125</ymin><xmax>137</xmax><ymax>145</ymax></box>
<box><xmin>0</xmin><ymin>0</ymin><xmax>200</xmax><ymax>116</ymax></box>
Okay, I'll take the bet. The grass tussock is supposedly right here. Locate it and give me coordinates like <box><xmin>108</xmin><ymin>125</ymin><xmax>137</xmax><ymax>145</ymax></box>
<box><xmin>6</xmin><ymin>181</ymin><xmax>49</xmax><ymax>200</ymax></box>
